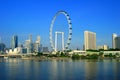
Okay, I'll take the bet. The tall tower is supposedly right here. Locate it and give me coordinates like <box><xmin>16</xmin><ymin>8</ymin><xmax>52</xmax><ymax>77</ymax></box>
<box><xmin>34</xmin><ymin>35</ymin><xmax>41</xmax><ymax>52</ymax></box>
<box><xmin>11</xmin><ymin>35</ymin><xmax>18</xmax><ymax>49</ymax></box>
<box><xmin>36</xmin><ymin>35</ymin><xmax>40</xmax><ymax>44</ymax></box>
<box><xmin>84</xmin><ymin>31</ymin><xmax>96</xmax><ymax>50</ymax></box>
<box><xmin>112</xmin><ymin>33</ymin><xmax>117</xmax><ymax>49</ymax></box>
<box><xmin>29</xmin><ymin>34</ymin><xmax>32</xmax><ymax>43</ymax></box>
<box><xmin>115</xmin><ymin>36</ymin><xmax>120</xmax><ymax>49</ymax></box>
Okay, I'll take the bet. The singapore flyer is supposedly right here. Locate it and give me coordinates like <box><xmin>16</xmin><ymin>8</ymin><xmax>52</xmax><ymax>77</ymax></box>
<box><xmin>50</xmin><ymin>10</ymin><xmax>72</xmax><ymax>52</ymax></box>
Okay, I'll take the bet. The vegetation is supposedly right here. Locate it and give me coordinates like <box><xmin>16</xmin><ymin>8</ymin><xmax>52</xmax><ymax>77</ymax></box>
<box><xmin>71</xmin><ymin>54</ymin><xmax>99</xmax><ymax>60</ymax></box>
<box><xmin>35</xmin><ymin>50</ymin><xmax>120</xmax><ymax>60</ymax></box>
<box><xmin>72</xmin><ymin>54</ymin><xmax>80</xmax><ymax>60</ymax></box>
<box><xmin>37</xmin><ymin>52</ymin><xmax>43</xmax><ymax>56</ymax></box>
<box><xmin>104</xmin><ymin>53</ymin><xmax>118</xmax><ymax>58</ymax></box>
<box><xmin>86</xmin><ymin>54</ymin><xmax>99</xmax><ymax>59</ymax></box>
<box><xmin>86</xmin><ymin>49</ymin><xmax>99</xmax><ymax>52</ymax></box>
<box><xmin>108</xmin><ymin>48</ymin><xmax>120</xmax><ymax>51</ymax></box>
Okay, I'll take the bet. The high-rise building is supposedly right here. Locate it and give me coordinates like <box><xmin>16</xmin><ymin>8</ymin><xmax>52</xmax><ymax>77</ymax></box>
<box><xmin>0</xmin><ymin>43</ymin><xmax>6</xmax><ymax>52</ymax></box>
<box><xmin>29</xmin><ymin>34</ymin><xmax>32</xmax><ymax>43</ymax></box>
<box><xmin>34</xmin><ymin>42</ymin><xmax>39</xmax><ymax>52</ymax></box>
<box><xmin>25</xmin><ymin>35</ymin><xmax>34</xmax><ymax>53</ymax></box>
<box><xmin>25</xmin><ymin>40</ymin><xmax>33</xmax><ymax>53</ymax></box>
<box><xmin>11</xmin><ymin>35</ymin><xmax>18</xmax><ymax>49</ymax></box>
<box><xmin>34</xmin><ymin>35</ymin><xmax>41</xmax><ymax>52</ymax></box>
<box><xmin>36</xmin><ymin>35</ymin><xmax>40</xmax><ymax>44</ymax></box>
<box><xmin>112</xmin><ymin>33</ymin><xmax>117</xmax><ymax>49</ymax></box>
<box><xmin>115</xmin><ymin>37</ymin><xmax>120</xmax><ymax>49</ymax></box>
<box><xmin>84</xmin><ymin>31</ymin><xmax>96</xmax><ymax>50</ymax></box>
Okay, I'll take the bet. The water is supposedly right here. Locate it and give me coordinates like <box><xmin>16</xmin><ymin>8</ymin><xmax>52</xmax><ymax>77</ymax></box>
<box><xmin>0</xmin><ymin>58</ymin><xmax>120</xmax><ymax>80</ymax></box>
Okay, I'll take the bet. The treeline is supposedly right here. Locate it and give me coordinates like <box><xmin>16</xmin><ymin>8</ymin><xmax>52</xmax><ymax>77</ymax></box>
<box><xmin>87</xmin><ymin>48</ymin><xmax>120</xmax><ymax>52</ymax></box>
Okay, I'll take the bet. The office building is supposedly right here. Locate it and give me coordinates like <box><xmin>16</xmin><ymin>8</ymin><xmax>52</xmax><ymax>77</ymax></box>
<box><xmin>43</xmin><ymin>47</ymin><xmax>49</xmax><ymax>52</ymax></box>
<box><xmin>11</xmin><ymin>35</ymin><xmax>18</xmax><ymax>49</ymax></box>
<box><xmin>36</xmin><ymin>35</ymin><xmax>40</xmax><ymax>44</ymax></box>
<box><xmin>112</xmin><ymin>33</ymin><xmax>117</xmax><ymax>49</ymax></box>
<box><xmin>115</xmin><ymin>37</ymin><xmax>120</xmax><ymax>49</ymax></box>
<box><xmin>25</xmin><ymin>35</ymin><xmax>34</xmax><ymax>53</ymax></box>
<box><xmin>103</xmin><ymin>45</ymin><xmax>109</xmax><ymax>50</ymax></box>
<box><xmin>84</xmin><ymin>31</ymin><xmax>96</xmax><ymax>50</ymax></box>
<box><xmin>112</xmin><ymin>33</ymin><xmax>120</xmax><ymax>49</ymax></box>
<box><xmin>0</xmin><ymin>43</ymin><xmax>6</xmax><ymax>52</ymax></box>
<box><xmin>34</xmin><ymin>42</ymin><xmax>39</xmax><ymax>52</ymax></box>
<box><xmin>34</xmin><ymin>35</ymin><xmax>41</xmax><ymax>52</ymax></box>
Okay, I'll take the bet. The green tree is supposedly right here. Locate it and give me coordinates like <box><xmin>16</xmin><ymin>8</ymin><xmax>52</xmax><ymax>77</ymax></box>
<box><xmin>109</xmin><ymin>53</ymin><xmax>112</xmax><ymax>57</ymax></box>
<box><xmin>37</xmin><ymin>52</ymin><xmax>43</xmax><ymax>56</ymax></box>
<box><xmin>72</xmin><ymin>54</ymin><xmax>80</xmax><ymax>60</ymax></box>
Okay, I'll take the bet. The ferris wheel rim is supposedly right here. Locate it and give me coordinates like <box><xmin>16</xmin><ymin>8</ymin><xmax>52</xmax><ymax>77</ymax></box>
<box><xmin>49</xmin><ymin>10</ymin><xmax>72</xmax><ymax>51</ymax></box>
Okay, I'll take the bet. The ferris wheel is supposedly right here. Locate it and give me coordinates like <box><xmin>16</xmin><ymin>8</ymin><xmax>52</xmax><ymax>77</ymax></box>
<box><xmin>49</xmin><ymin>10</ymin><xmax>72</xmax><ymax>51</ymax></box>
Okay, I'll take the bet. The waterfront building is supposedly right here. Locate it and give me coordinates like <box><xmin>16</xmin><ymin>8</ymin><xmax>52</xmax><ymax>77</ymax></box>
<box><xmin>68</xmin><ymin>50</ymin><xmax>86</xmax><ymax>56</ymax></box>
<box><xmin>34</xmin><ymin>35</ymin><xmax>41</xmax><ymax>53</ymax></box>
<box><xmin>115</xmin><ymin>36</ymin><xmax>120</xmax><ymax>49</ymax></box>
<box><xmin>112</xmin><ymin>33</ymin><xmax>117</xmax><ymax>49</ymax></box>
<box><xmin>6</xmin><ymin>48</ymin><xmax>20</xmax><ymax>55</ymax></box>
<box><xmin>11</xmin><ymin>35</ymin><xmax>18</xmax><ymax>50</ymax></box>
<box><xmin>112</xmin><ymin>33</ymin><xmax>120</xmax><ymax>49</ymax></box>
<box><xmin>0</xmin><ymin>43</ymin><xmax>6</xmax><ymax>53</ymax></box>
<box><xmin>34</xmin><ymin>42</ymin><xmax>40</xmax><ymax>52</ymax></box>
<box><xmin>103</xmin><ymin>45</ymin><xmax>109</xmax><ymax>50</ymax></box>
<box><xmin>25</xmin><ymin>40</ymin><xmax>32</xmax><ymax>53</ymax></box>
<box><xmin>98</xmin><ymin>45</ymin><xmax>109</xmax><ymax>50</ymax></box>
<box><xmin>36</xmin><ymin>35</ymin><xmax>40</xmax><ymax>44</ymax></box>
<box><xmin>43</xmin><ymin>47</ymin><xmax>49</xmax><ymax>52</ymax></box>
<box><xmin>84</xmin><ymin>31</ymin><xmax>96</xmax><ymax>50</ymax></box>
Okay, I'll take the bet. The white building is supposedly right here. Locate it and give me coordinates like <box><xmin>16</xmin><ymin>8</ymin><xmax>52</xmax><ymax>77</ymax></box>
<box><xmin>103</xmin><ymin>45</ymin><xmax>109</xmax><ymax>50</ymax></box>
<box><xmin>97</xmin><ymin>45</ymin><xmax>109</xmax><ymax>50</ymax></box>
<box><xmin>6</xmin><ymin>48</ymin><xmax>20</xmax><ymax>55</ymax></box>
<box><xmin>84</xmin><ymin>31</ymin><xmax>96</xmax><ymax>50</ymax></box>
<box><xmin>34</xmin><ymin>35</ymin><xmax>41</xmax><ymax>52</ymax></box>
<box><xmin>69</xmin><ymin>50</ymin><xmax>86</xmax><ymax>55</ymax></box>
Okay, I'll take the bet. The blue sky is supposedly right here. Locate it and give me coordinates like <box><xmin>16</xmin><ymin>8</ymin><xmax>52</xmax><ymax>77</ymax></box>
<box><xmin>0</xmin><ymin>0</ymin><xmax>120</xmax><ymax>49</ymax></box>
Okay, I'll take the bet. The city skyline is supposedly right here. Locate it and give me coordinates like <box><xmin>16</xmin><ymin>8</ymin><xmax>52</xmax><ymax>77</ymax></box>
<box><xmin>0</xmin><ymin>0</ymin><xmax>120</xmax><ymax>49</ymax></box>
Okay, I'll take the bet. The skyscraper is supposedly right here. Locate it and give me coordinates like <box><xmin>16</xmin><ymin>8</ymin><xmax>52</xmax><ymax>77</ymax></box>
<box><xmin>115</xmin><ymin>36</ymin><xmax>120</xmax><ymax>49</ymax></box>
<box><xmin>36</xmin><ymin>35</ymin><xmax>40</xmax><ymax>44</ymax></box>
<box><xmin>25</xmin><ymin>40</ymin><xmax>31</xmax><ymax>53</ymax></box>
<box><xmin>25</xmin><ymin>34</ymin><xmax>34</xmax><ymax>53</ymax></box>
<box><xmin>11</xmin><ymin>35</ymin><xmax>18</xmax><ymax>49</ymax></box>
<box><xmin>34</xmin><ymin>35</ymin><xmax>41</xmax><ymax>52</ymax></box>
<box><xmin>112</xmin><ymin>33</ymin><xmax>117</xmax><ymax>49</ymax></box>
<box><xmin>29</xmin><ymin>34</ymin><xmax>32</xmax><ymax>43</ymax></box>
<box><xmin>84</xmin><ymin>31</ymin><xmax>96</xmax><ymax>50</ymax></box>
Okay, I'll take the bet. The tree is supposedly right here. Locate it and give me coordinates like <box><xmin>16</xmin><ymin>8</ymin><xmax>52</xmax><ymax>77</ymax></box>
<box><xmin>72</xmin><ymin>54</ymin><xmax>80</xmax><ymax>59</ymax></box>
<box><xmin>99</xmin><ymin>52</ymin><xmax>104</xmax><ymax>56</ymax></box>
<box><xmin>37</xmin><ymin>52</ymin><xmax>43</xmax><ymax>56</ymax></box>
<box><xmin>109</xmin><ymin>53</ymin><xmax>112</xmax><ymax>57</ymax></box>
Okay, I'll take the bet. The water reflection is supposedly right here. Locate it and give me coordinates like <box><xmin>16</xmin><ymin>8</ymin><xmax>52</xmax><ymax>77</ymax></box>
<box><xmin>85</xmin><ymin>61</ymin><xmax>98</xmax><ymax>80</ymax></box>
<box><xmin>0</xmin><ymin>58</ymin><xmax>119</xmax><ymax>80</ymax></box>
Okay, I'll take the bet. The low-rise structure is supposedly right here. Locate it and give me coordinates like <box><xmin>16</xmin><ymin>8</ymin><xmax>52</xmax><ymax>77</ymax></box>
<box><xmin>69</xmin><ymin>50</ymin><xmax>86</xmax><ymax>55</ymax></box>
<box><xmin>103</xmin><ymin>51</ymin><xmax>120</xmax><ymax>55</ymax></box>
